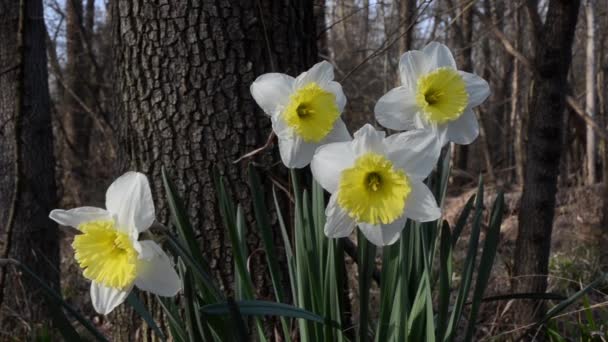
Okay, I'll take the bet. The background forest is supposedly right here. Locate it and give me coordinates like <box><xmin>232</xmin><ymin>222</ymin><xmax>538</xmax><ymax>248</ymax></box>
<box><xmin>1</xmin><ymin>0</ymin><xmax>608</xmax><ymax>340</ymax></box>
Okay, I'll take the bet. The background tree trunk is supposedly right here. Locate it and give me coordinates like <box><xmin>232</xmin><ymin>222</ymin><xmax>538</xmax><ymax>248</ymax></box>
<box><xmin>0</xmin><ymin>0</ymin><xmax>59</xmax><ymax>336</ymax></box>
<box><xmin>61</xmin><ymin>0</ymin><xmax>92</xmax><ymax>208</ymax></box>
<box><xmin>585</xmin><ymin>0</ymin><xmax>596</xmax><ymax>185</ymax></box>
<box><xmin>110</xmin><ymin>1</ymin><xmax>317</xmax><ymax>339</ymax></box>
<box><xmin>512</xmin><ymin>0</ymin><xmax>580</xmax><ymax>327</ymax></box>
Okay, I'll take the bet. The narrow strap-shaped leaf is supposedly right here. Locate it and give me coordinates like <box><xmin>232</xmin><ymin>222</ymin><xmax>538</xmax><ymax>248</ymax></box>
<box><xmin>127</xmin><ymin>291</ymin><xmax>166</xmax><ymax>341</ymax></box>
<box><xmin>357</xmin><ymin>231</ymin><xmax>377</xmax><ymax>342</ymax></box>
<box><xmin>451</xmin><ymin>194</ymin><xmax>476</xmax><ymax>247</ymax></box>
<box><xmin>157</xmin><ymin>296</ymin><xmax>187</xmax><ymax>342</ymax></box>
<box><xmin>444</xmin><ymin>176</ymin><xmax>484</xmax><ymax>342</ymax></box>
<box><xmin>201</xmin><ymin>300</ymin><xmax>327</xmax><ymax>324</ymax></box>
<box><xmin>464</xmin><ymin>191</ymin><xmax>504</xmax><ymax>341</ymax></box>
<box><xmin>436</xmin><ymin>220</ymin><xmax>452</xmax><ymax>341</ymax></box>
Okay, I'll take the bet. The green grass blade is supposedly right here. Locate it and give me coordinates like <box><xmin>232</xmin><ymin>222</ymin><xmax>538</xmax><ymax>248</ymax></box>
<box><xmin>227</xmin><ymin>298</ymin><xmax>249</xmax><ymax>342</ymax></box>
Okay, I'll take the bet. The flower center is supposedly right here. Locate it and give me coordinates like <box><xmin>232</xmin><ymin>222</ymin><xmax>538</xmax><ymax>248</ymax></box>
<box><xmin>72</xmin><ymin>220</ymin><xmax>138</xmax><ymax>289</ymax></box>
<box><xmin>337</xmin><ymin>153</ymin><xmax>411</xmax><ymax>225</ymax></box>
<box><xmin>283</xmin><ymin>82</ymin><xmax>340</xmax><ymax>142</ymax></box>
<box><xmin>415</xmin><ymin>67</ymin><xmax>469</xmax><ymax>124</ymax></box>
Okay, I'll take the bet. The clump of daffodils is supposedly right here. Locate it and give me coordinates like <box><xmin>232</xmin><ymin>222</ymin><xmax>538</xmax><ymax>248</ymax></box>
<box><xmin>375</xmin><ymin>42</ymin><xmax>490</xmax><ymax>145</ymax></box>
<box><xmin>311</xmin><ymin>124</ymin><xmax>442</xmax><ymax>246</ymax></box>
<box><xmin>50</xmin><ymin>172</ymin><xmax>181</xmax><ymax>314</ymax></box>
<box><xmin>250</xmin><ymin>61</ymin><xmax>350</xmax><ymax>168</ymax></box>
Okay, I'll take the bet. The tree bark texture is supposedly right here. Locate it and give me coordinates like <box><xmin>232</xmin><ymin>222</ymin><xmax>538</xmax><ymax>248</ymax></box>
<box><xmin>512</xmin><ymin>0</ymin><xmax>580</xmax><ymax>326</ymax></box>
<box><xmin>0</xmin><ymin>0</ymin><xmax>59</xmax><ymax>336</ymax></box>
<box><xmin>111</xmin><ymin>1</ymin><xmax>317</xmax><ymax>340</ymax></box>
<box><xmin>585</xmin><ymin>0</ymin><xmax>596</xmax><ymax>185</ymax></box>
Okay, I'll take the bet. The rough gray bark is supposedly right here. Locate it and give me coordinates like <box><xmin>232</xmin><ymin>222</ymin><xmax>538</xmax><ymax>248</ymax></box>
<box><xmin>0</xmin><ymin>0</ymin><xmax>59</xmax><ymax>336</ymax></box>
<box><xmin>111</xmin><ymin>1</ymin><xmax>317</xmax><ymax>339</ymax></box>
<box><xmin>398</xmin><ymin>0</ymin><xmax>416</xmax><ymax>53</ymax></box>
<box><xmin>512</xmin><ymin>0</ymin><xmax>580</xmax><ymax>327</ymax></box>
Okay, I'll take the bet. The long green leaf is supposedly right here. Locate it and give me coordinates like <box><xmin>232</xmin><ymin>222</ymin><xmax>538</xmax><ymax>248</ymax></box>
<box><xmin>157</xmin><ymin>297</ymin><xmax>187</xmax><ymax>342</ymax></box>
<box><xmin>127</xmin><ymin>291</ymin><xmax>166</xmax><ymax>341</ymax></box>
<box><xmin>201</xmin><ymin>300</ymin><xmax>327</xmax><ymax>324</ymax></box>
<box><xmin>464</xmin><ymin>191</ymin><xmax>504</xmax><ymax>341</ymax></box>
<box><xmin>444</xmin><ymin>176</ymin><xmax>484</xmax><ymax>342</ymax></box>
<box><xmin>248</xmin><ymin>165</ymin><xmax>285</xmax><ymax>303</ymax></box>
<box><xmin>358</xmin><ymin>231</ymin><xmax>376</xmax><ymax>342</ymax></box>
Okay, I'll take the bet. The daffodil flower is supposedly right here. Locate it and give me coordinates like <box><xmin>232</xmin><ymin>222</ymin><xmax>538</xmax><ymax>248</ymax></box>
<box><xmin>49</xmin><ymin>172</ymin><xmax>181</xmax><ymax>314</ymax></box>
<box><xmin>251</xmin><ymin>61</ymin><xmax>350</xmax><ymax>168</ymax></box>
<box><xmin>311</xmin><ymin>124</ymin><xmax>441</xmax><ymax>246</ymax></box>
<box><xmin>374</xmin><ymin>42</ymin><xmax>490</xmax><ymax>145</ymax></box>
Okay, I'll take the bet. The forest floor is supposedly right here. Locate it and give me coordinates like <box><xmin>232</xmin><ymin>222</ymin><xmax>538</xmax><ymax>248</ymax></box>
<box><xmin>57</xmin><ymin>181</ymin><xmax>608</xmax><ymax>339</ymax></box>
<box><xmin>444</xmin><ymin>182</ymin><xmax>608</xmax><ymax>340</ymax></box>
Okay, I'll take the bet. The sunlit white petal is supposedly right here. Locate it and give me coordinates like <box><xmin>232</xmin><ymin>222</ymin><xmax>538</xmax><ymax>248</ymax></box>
<box><xmin>460</xmin><ymin>71</ymin><xmax>490</xmax><ymax>107</ymax></box>
<box><xmin>324</xmin><ymin>193</ymin><xmax>357</xmax><ymax>238</ymax></box>
<box><xmin>352</xmin><ymin>124</ymin><xmax>386</xmax><ymax>156</ymax></box>
<box><xmin>386</xmin><ymin>130</ymin><xmax>442</xmax><ymax>179</ymax></box>
<box><xmin>295</xmin><ymin>61</ymin><xmax>334</xmax><ymax>88</ymax></box>
<box><xmin>250</xmin><ymin>73</ymin><xmax>295</xmax><ymax>117</ymax></box>
<box><xmin>325</xmin><ymin>81</ymin><xmax>347</xmax><ymax>112</ymax></box>
<box><xmin>49</xmin><ymin>207</ymin><xmax>111</xmax><ymax>230</ymax></box>
<box><xmin>311</xmin><ymin>141</ymin><xmax>355</xmax><ymax>193</ymax></box>
<box><xmin>404</xmin><ymin>179</ymin><xmax>441</xmax><ymax>222</ymax></box>
<box><xmin>374</xmin><ymin>86</ymin><xmax>419</xmax><ymax>131</ymax></box>
<box><xmin>90</xmin><ymin>282</ymin><xmax>132</xmax><ymax>315</ymax></box>
<box><xmin>105</xmin><ymin>172</ymin><xmax>155</xmax><ymax>235</ymax></box>
<box><xmin>446</xmin><ymin>109</ymin><xmax>479</xmax><ymax>145</ymax></box>
<box><xmin>358</xmin><ymin>216</ymin><xmax>407</xmax><ymax>246</ymax></box>
<box><xmin>135</xmin><ymin>241</ymin><xmax>182</xmax><ymax>297</ymax></box>
<box><xmin>398</xmin><ymin>50</ymin><xmax>429</xmax><ymax>88</ymax></box>
<box><xmin>422</xmin><ymin>41</ymin><xmax>457</xmax><ymax>70</ymax></box>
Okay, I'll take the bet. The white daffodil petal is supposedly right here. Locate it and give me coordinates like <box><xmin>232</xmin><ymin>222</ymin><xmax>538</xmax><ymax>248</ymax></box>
<box><xmin>49</xmin><ymin>207</ymin><xmax>111</xmax><ymax>230</ymax></box>
<box><xmin>358</xmin><ymin>216</ymin><xmax>407</xmax><ymax>246</ymax></box>
<box><xmin>447</xmin><ymin>109</ymin><xmax>479</xmax><ymax>145</ymax></box>
<box><xmin>398</xmin><ymin>50</ymin><xmax>429</xmax><ymax>88</ymax></box>
<box><xmin>278</xmin><ymin>135</ymin><xmax>317</xmax><ymax>169</ymax></box>
<box><xmin>90</xmin><ymin>281</ymin><xmax>132</xmax><ymax>315</ymax></box>
<box><xmin>311</xmin><ymin>141</ymin><xmax>355</xmax><ymax>193</ymax></box>
<box><xmin>404</xmin><ymin>179</ymin><xmax>441</xmax><ymax>222</ymax></box>
<box><xmin>352</xmin><ymin>124</ymin><xmax>386</xmax><ymax>156</ymax></box>
<box><xmin>295</xmin><ymin>61</ymin><xmax>334</xmax><ymax>88</ymax></box>
<box><xmin>105</xmin><ymin>172</ymin><xmax>155</xmax><ymax>234</ymax></box>
<box><xmin>250</xmin><ymin>73</ymin><xmax>295</xmax><ymax>117</ymax></box>
<box><xmin>386</xmin><ymin>130</ymin><xmax>441</xmax><ymax>180</ymax></box>
<box><xmin>135</xmin><ymin>241</ymin><xmax>182</xmax><ymax>297</ymax></box>
<box><xmin>324</xmin><ymin>193</ymin><xmax>356</xmax><ymax>238</ymax></box>
<box><xmin>460</xmin><ymin>71</ymin><xmax>490</xmax><ymax>107</ymax></box>
<box><xmin>422</xmin><ymin>41</ymin><xmax>457</xmax><ymax>70</ymax></box>
<box><xmin>374</xmin><ymin>86</ymin><xmax>419</xmax><ymax>131</ymax></box>
<box><xmin>324</xmin><ymin>119</ymin><xmax>352</xmax><ymax>144</ymax></box>
<box><xmin>325</xmin><ymin>81</ymin><xmax>347</xmax><ymax>112</ymax></box>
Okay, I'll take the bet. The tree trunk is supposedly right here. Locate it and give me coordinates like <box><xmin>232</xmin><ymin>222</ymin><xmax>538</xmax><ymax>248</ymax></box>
<box><xmin>512</xmin><ymin>0</ymin><xmax>580</xmax><ymax>327</ymax></box>
<box><xmin>0</xmin><ymin>0</ymin><xmax>59</xmax><ymax>337</ymax></box>
<box><xmin>585</xmin><ymin>0</ymin><xmax>596</xmax><ymax>185</ymax></box>
<box><xmin>398</xmin><ymin>0</ymin><xmax>416</xmax><ymax>53</ymax></box>
<box><xmin>61</xmin><ymin>0</ymin><xmax>92</xmax><ymax>208</ymax></box>
<box><xmin>110</xmin><ymin>1</ymin><xmax>317</xmax><ymax>339</ymax></box>
<box><xmin>455</xmin><ymin>0</ymin><xmax>474</xmax><ymax>173</ymax></box>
